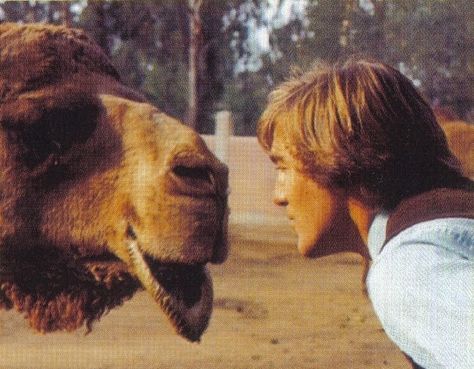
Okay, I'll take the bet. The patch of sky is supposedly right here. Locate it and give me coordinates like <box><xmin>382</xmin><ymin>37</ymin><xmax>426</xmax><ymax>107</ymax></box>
<box><xmin>399</xmin><ymin>62</ymin><xmax>422</xmax><ymax>87</ymax></box>
<box><xmin>233</xmin><ymin>0</ymin><xmax>309</xmax><ymax>73</ymax></box>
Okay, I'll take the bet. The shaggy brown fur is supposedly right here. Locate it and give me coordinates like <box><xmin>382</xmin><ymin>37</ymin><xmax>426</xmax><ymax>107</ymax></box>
<box><xmin>0</xmin><ymin>246</ymin><xmax>139</xmax><ymax>332</ymax></box>
<box><xmin>432</xmin><ymin>108</ymin><xmax>473</xmax><ymax>178</ymax></box>
<box><xmin>0</xmin><ymin>23</ymin><xmax>144</xmax><ymax>333</ymax></box>
<box><xmin>0</xmin><ymin>22</ymin><xmax>118</xmax><ymax>97</ymax></box>
<box><xmin>438</xmin><ymin>119</ymin><xmax>474</xmax><ymax>178</ymax></box>
<box><xmin>0</xmin><ymin>23</ymin><xmax>228</xmax><ymax>340</ymax></box>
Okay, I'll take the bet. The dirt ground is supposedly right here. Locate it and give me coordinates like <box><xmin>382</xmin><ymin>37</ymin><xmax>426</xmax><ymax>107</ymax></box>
<box><xmin>0</xmin><ymin>223</ymin><xmax>411</xmax><ymax>369</ymax></box>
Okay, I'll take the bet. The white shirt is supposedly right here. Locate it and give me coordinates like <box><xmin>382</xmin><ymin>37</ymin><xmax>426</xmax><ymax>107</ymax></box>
<box><xmin>366</xmin><ymin>213</ymin><xmax>474</xmax><ymax>369</ymax></box>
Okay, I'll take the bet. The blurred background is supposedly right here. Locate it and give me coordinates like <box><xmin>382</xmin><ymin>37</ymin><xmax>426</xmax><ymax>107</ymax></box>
<box><xmin>0</xmin><ymin>2</ymin><xmax>472</xmax><ymax>368</ymax></box>
<box><xmin>1</xmin><ymin>0</ymin><xmax>472</xmax><ymax>136</ymax></box>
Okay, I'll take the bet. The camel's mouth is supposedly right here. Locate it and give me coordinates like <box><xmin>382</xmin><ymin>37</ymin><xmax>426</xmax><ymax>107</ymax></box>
<box><xmin>125</xmin><ymin>239</ymin><xmax>213</xmax><ymax>342</ymax></box>
<box><xmin>143</xmin><ymin>256</ymin><xmax>206</xmax><ymax>308</ymax></box>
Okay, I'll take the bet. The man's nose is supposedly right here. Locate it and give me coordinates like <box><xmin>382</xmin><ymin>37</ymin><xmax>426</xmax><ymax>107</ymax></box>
<box><xmin>273</xmin><ymin>182</ymin><xmax>288</xmax><ymax>207</ymax></box>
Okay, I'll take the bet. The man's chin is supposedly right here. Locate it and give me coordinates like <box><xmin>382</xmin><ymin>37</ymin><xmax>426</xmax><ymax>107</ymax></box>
<box><xmin>296</xmin><ymin>237</ymin><xmax>318</xmax><ymax>257</ymax></box>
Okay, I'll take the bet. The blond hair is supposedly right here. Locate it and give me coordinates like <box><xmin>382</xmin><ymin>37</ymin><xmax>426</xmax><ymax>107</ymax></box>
<box><xmin>258</xmin><ymin>59</ymin><xmax>466</xmax><ymax>209</ymax></box>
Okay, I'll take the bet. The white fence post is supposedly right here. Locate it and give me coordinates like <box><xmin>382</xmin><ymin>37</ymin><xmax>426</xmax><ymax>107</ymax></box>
<box><xmin>214</xmin><ymin>110</ymin><xmax>233</xmax><ymax>164</ymax></box>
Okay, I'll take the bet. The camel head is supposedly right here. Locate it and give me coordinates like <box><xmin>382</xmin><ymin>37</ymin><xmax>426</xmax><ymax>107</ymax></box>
<box><xmin>0</xmin><ymin>23</ymin><xmax>228</xmax><ymax>342</ymax></box>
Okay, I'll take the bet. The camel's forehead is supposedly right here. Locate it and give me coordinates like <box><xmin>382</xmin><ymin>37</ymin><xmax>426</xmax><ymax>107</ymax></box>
<box><xmin>99</xmin><ymin>94</ymin><xmax>212</xmax><ymax>161</ymax></box>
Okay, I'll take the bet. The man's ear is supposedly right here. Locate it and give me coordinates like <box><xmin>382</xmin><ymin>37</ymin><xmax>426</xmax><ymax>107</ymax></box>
<box><xmin>0</xmin><ymin>93</ymin><xmax>101</xmax><ymax>170</ymax></box>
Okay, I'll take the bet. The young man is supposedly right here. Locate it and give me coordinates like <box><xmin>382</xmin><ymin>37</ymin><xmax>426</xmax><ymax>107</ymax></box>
<box><xmin>257</xmin><ymin>59</ymin><xmax>473</xmax><ymax>369</ymax></box>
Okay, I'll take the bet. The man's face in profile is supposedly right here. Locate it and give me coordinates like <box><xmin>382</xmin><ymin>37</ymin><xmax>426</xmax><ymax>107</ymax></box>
<box><xmin>269</xmin><ymin>123</ymin><xmax>357</xmax><ymax>257</ymax></box>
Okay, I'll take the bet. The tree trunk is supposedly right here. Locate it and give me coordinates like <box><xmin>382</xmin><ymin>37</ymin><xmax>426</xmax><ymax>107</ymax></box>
<box><xmin>62</xmin><ymin>2</ymin><xmax>72</xmax><ymax>27</ymax></box>
<box><xmin>89</xmin><ymin>0</ymin><xmax>111</xmax><ymax>57</ymax></box>
<box><xmin>372</xmin><ymin>0</ymin><xmax>386</xmax><ymax>60</ymax></box>
<box><xmin>340</xmin><ymin>0</ymin><xmax>357</xmax><ymax>53</ymax></box>
<box><xmin>187</xmin><ymin>0</ymin><xmax>203</xmax><ymax>130</ymax></box>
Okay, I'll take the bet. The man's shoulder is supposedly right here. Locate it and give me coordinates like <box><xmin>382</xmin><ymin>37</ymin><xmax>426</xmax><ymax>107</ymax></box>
<box><xmin>385</xmin><ymin>187</ymin><xmax>474</xmax><ymax>246</ymax></box>
<box><xmin>387</xmin><ymin>217</ymin><xmax>474</xmax><ymax>260</ymax></box>
<box><xmin>367</xmin><ymin>223</ymin><xmax>474</xmax><ymax>369</ymax></box>
<box><xmin>368</xmin><ymin>217</ymin><xmax>474</xmax><ymax>320</ymax></box>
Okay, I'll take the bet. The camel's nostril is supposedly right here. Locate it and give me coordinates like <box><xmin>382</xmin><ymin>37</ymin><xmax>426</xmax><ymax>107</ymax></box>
<box><xmin>173</xmin><ymin>165</ymin><xmax>212</xmax><ymax>183</ymax></box>
<box><xmin>171</xmin><ymin>165</ymin><xmax>217</xmax><ymax>196</ymax></box>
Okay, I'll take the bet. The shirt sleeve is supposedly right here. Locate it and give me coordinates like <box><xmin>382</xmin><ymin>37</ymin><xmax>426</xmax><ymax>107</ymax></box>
<box><xmin>367</xmin><ymin>241</ymin><xmax>474</xmax><ymax>369</ymax></box>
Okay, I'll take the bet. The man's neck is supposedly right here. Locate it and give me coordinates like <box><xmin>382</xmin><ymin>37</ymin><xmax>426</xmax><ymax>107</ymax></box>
<box><xmin>347</xmin><ymin>198</ymin><xmax>377</xmax><ymax>245</ymax></box>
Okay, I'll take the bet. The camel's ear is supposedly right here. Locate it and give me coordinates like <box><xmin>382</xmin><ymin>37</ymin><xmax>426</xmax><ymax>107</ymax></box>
<box><xmin>0</xmin><ymin>93</ymin><xmax>101</xmax><ymax>170</ymax></box>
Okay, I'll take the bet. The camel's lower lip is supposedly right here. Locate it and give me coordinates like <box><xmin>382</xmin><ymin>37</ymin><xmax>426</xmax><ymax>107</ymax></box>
<box><xmin>144</xmin><ymin>256</ymin><xmax>206</xmax><ymax>308</ymax></box>
<box><xmin>125</xmin><ymin>239</ymin><xmax>213</xmax><ymax>342</ymax></box>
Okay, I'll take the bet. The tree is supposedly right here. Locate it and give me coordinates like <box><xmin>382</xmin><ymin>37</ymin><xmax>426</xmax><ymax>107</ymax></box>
<box><xmin>0</xmin><ymin>0</ymin><xmax>75</xmax><ymax>25</ymax></box>
<box><xmin>255</xmin><ymin>0</ymin><xmax>474</xmax><ymax>123</ymax></box>
<box><xmin>384</xmin><ymin>0</ymin><xmax>474</xmax><ymax>119</ymax></box>
<box><xmin>2</xmin><ymin>0</ymin><xmax>471</xmax><ymax>133</ymax></box>
<box><xmin>188</xmin><ymin>0</ymin><xmax>202</xmax><ymax>130</ymax></box>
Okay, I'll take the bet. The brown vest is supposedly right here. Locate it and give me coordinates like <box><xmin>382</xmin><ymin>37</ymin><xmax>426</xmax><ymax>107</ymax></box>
<box><xmin>384</xmin><ymin>187</ymin><xmax>474</xmax><ymax>247</ymax></box>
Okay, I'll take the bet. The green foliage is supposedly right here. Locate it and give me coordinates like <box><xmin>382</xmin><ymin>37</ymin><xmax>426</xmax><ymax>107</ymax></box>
<box><xmin>143</xmin><ymin>60</ymin><xmax>190</xmax><ymax>120</ymax></box>
<box><xmin>221</xmin><ymin>70</ymin><xmax>270</xmax><ymax>136</ymax></box>
<box><xmin>254</xmin><ymin>0</ymin><xmax>474</xmax><ymax>124</ymax></box>
<box><xmin>384</xmin><ymin>0</ymin><xmax>474</xmax><ymax>118</ymax></box>
<box><xmin>0</xmin><ymin>0</ymin><xmax>472</xmax><ymax>134</ymax></box>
